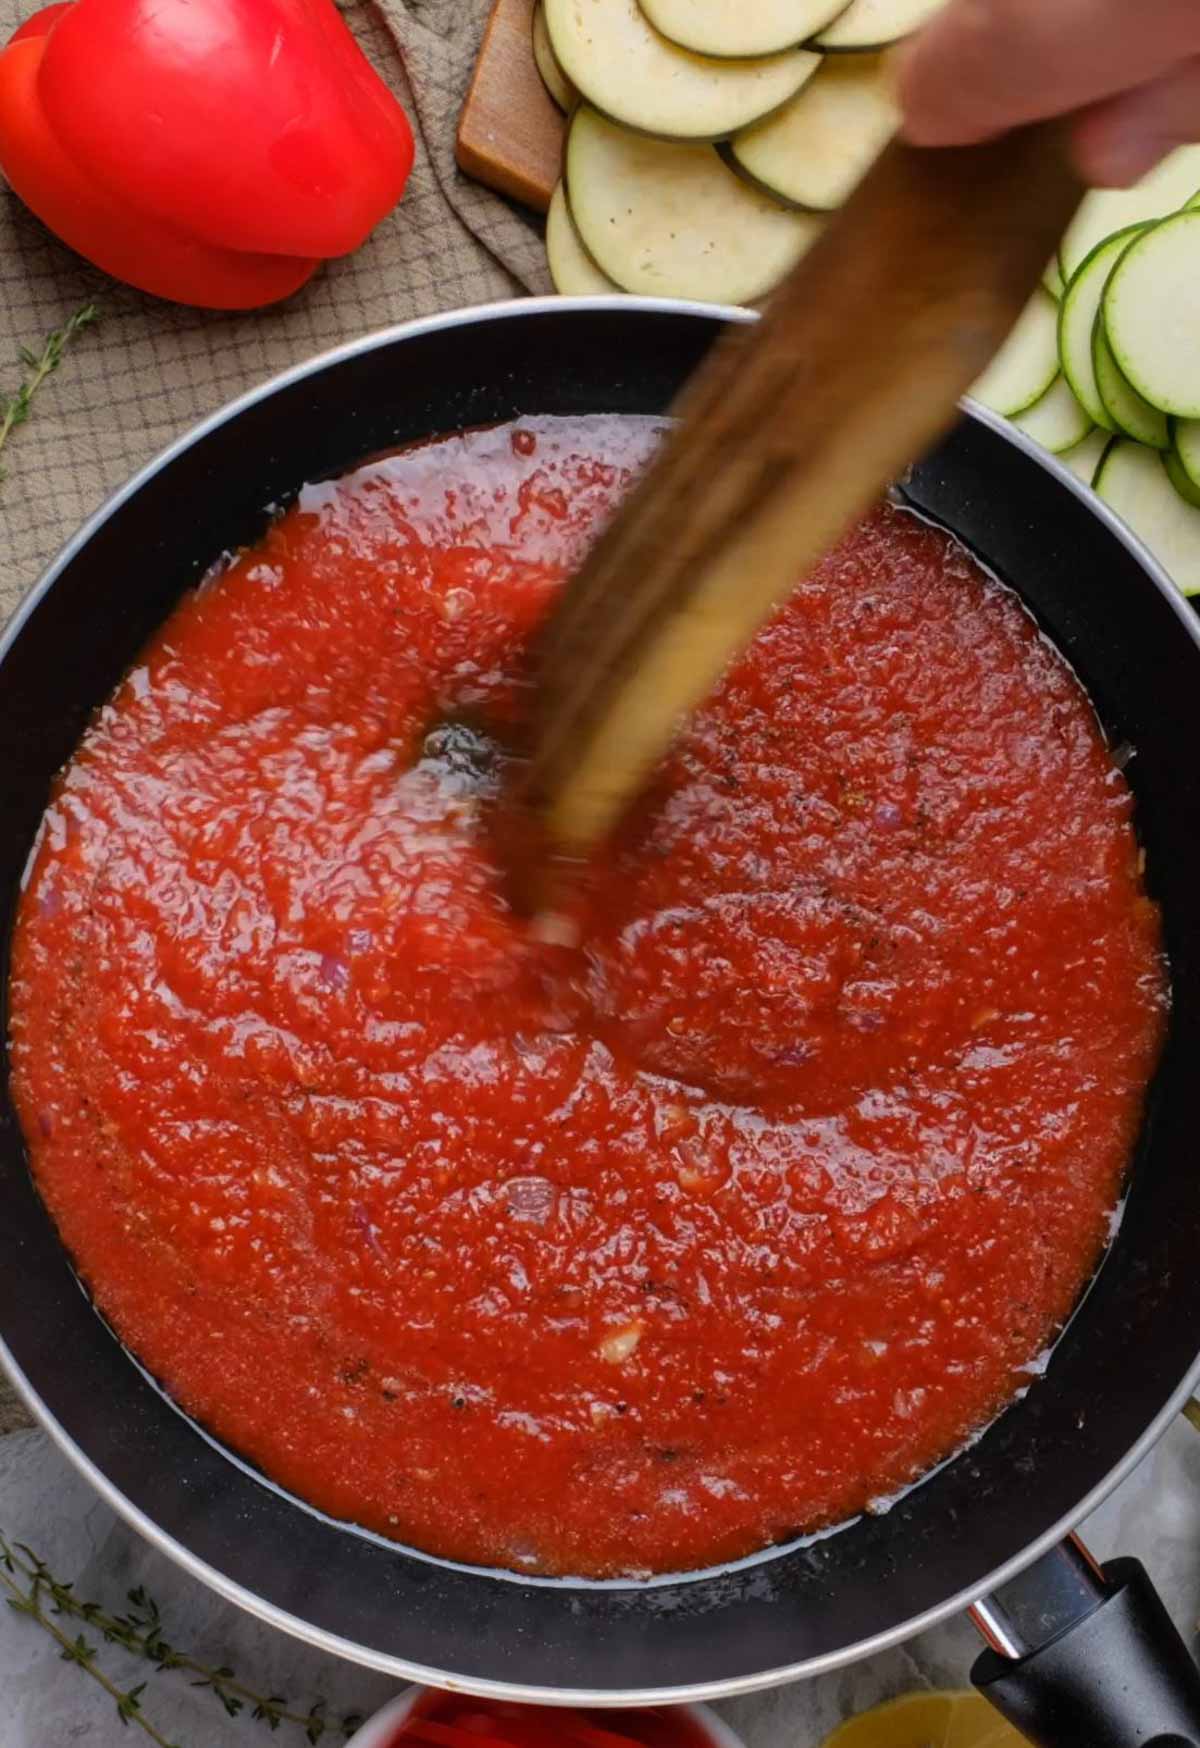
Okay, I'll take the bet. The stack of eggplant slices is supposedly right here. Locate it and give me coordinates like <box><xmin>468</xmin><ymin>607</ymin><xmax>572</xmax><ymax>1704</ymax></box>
<box><xmin>537</xmin><ymin>0</ymin><xmax>1200</xmax><ymax>599</ymax></box>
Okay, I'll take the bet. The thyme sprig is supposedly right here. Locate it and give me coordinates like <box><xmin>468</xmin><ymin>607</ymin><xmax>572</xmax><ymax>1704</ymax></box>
<box><xmin>0</xmin><ymin>1530</ymin><xmax>364</xmax><ymax>1742</ymax></box>
<box><xmin>0</xmin><ymin>304</ymin><xmax>100</xmax><ymax>483</ymax></box>
<box><xmin>2</xmin><ymin>1542</ymin><xmax>178</xmax><ymax>1746</ymax></box>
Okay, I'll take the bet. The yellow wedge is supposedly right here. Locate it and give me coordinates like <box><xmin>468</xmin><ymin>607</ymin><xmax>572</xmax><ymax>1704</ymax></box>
<box><xmin>822</xmin><ymin>1690</ymin><xmax>1031</xmax><ymax>1748</ymax></box>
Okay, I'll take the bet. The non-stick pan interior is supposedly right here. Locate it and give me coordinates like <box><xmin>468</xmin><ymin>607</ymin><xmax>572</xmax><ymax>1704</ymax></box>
<box><xmin>1</xmin><ymin>302</ymin><xmax>1199</xmax><ymax>1700</ymax></box>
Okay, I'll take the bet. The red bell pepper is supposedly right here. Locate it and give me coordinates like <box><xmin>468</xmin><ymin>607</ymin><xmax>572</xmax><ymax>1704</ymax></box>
<box><xmin>0</xmin><ymin>0</ymin><xmax>414</xmax><ymax>309</ymax></box>
<box><xmin>8</xmin><ymin>3</ymin><xmax>70</xmax><ymax>41</ymax></box>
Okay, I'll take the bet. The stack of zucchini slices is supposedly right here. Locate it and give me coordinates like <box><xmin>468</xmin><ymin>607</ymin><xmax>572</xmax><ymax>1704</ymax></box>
<box><xmin>537</xmin><ymin>0</ymin><xmax>942</xmax><ymax>306</ymax></box>
<box><xmin>967</xmin><ymin>147</ymin><xmax>1200</xmax><ymax>596</ymax></box>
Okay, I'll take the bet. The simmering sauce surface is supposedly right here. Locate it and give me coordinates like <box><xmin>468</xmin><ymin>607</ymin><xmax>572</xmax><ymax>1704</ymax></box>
<box><xmin>10</xmin><ymin>417</ymin><xmax>1167</xmax><ymax>1577</ymax></box>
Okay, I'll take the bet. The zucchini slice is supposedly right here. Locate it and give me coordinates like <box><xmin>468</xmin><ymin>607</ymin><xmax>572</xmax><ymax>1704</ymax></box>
<box><xmin>1010</xmin><ymin>374</ymin><xmax>1093</xmax><ymax>454</ymax></box>
<box><xmin>1092</xmin><ymin>317</ymin><xmax>1169</xmax><ymax>448</ymax></box>
<box><xmin>1103</xmin><ymin>210</ymin><xmax>1200</xmax><ymax>417</ymax></box>
<box><xmin>729</xmin><ymin>53</ymin><xmax>897</xmax><ymax>211</ymax></box>
<box><xmin>547</xmin><ymin>182</ymin><xmax>621</xmax><ymax>295</ymax></box>
<box><xmin>567</xmin><ymin>105</ymin><xmax>824</xmax><ymax>303</ymax></box>
<box><xmin>544</xmin><ymin>0</ymin><xmax>820</xmax><ymax>141</ymax></box>
<box><xmin>1174</xmin><ymin>417</ymin><xmax>1200</xmax><ymax>489</ymax></box>
<box><xmin>638</xmin><ymin>0</ymin><xmax>847</xmax><ymax>58</ymax></box>
<box><xmin>1043</xmin><ymin>256</ymin><xmax>1065</xmax><ymax>299</ymax></box>
<box><xmin>1059</xmin><ymin>144</ymin><xmax>1200</xmax><ymax>282</ymax></box>
<box><xmin>1058</xmin><ymin>226</ymin><xmax>1145</xmax><ymax>432</ymax></box>
<box><xmin>533</xmin><ymin>2</ymin><xmax>577</xmax><ymax>111</ymax></box>
<box><xmin>1164</xmin><ymin>446</ymin><xmax>1200</xmax><ymax>509</ymax></box>
<box><xmin>970</xmin><ymin>290</ymin><xmax>1059</xmax><ymax>418</ymax></box>
<box><xmin>1060</xmin><ymin>427</ymin><xmax>1110</xmax><ymax>487</ymax></box>
<box><xmin>1094</xmin><ymin>438</ymin><xmax>1200</xmax><ymax>596</ymax></box>
<box><xmin>812</xmin><ymin>0</ymin><xmax>946</xmax><ymax>51</ymax></box>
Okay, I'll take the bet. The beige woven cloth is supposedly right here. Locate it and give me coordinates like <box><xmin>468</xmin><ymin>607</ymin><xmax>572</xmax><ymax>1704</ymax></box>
<box><xmin>0</xmin><ymin>0</ymin><xmax>550</xmax><ymax>1431</ymax></box>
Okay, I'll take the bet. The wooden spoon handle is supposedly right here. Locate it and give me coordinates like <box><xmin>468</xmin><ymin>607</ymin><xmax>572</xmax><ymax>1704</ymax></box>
<box><xmin>526</xmin><ymin>123</ymin><xmax>1082</xmax><ymax>859</ymax></box>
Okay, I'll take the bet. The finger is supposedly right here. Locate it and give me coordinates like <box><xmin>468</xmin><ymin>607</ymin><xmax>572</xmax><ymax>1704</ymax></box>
<box><xmin>1071</xmin><ymin>56</ymin><xmax>1200</xmax><ymax>185</ymax></box>
<box><xmin>898</xmin><ymin>0</ymin><xmax>1200</xmax><ymax>147</ymax></box>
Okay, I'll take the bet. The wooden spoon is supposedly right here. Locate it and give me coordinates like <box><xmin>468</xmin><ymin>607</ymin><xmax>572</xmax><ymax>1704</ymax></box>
<box><xmin>520</xmin><ymin>124</ymin><xmax>1082</xmax><ymax>891</ymax></box>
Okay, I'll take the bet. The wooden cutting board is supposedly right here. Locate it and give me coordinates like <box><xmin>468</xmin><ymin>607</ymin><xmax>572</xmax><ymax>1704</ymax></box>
<box><xmin>456</xmin><ymin>0</ymin><xmax>564</xmax><ymax>214</ymax></box>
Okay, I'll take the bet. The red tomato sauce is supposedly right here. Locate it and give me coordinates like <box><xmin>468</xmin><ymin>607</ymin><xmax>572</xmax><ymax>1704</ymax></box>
<box><xmin>9</xmin><ymin>416</ymin><xmax>1167</xmax><ymax>1578</ymax></box>
<box><xmin>381</xmin><ymin>1692</ymin><xmax>716</xmax><ymax>1748</ymax></box>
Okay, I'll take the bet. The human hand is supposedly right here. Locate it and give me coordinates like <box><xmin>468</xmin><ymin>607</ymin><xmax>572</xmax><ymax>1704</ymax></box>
<box><xmin>898</xmin><ymin>0</ymin><xmax>1200</xmax><ymax>187</ymax></box>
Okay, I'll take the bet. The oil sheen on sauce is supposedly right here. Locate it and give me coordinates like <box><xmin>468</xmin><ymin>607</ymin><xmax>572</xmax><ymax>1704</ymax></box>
<box><xmin>9</xmin><ymin>416</ymin><xmax>1168</xmax><ymax>1578</ymax></box>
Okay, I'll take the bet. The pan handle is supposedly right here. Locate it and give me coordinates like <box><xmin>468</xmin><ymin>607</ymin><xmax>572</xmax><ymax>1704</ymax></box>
<box><xmin>971</xmin><ymin>1535</ymin><xmax>1200</xmax><ymax>1747</ymax></box>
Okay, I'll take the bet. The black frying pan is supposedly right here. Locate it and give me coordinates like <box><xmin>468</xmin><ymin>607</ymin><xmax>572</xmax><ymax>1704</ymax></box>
<box><xmin>2</xmin><ymin>300</ymin><xmax>1200</xmax><ymax>1746</ymax></box>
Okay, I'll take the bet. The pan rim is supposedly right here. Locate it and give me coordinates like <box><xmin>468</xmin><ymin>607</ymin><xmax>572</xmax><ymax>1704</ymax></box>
<box><xmin>6</xmin><ymin>1327</ymin><xmax>1200</xmax><ymax>1704</ymax></box>
<box><xmin>3</xmin><ymin>294</ymin><xmax>1200</xmax><ymax>1703</ymax></box>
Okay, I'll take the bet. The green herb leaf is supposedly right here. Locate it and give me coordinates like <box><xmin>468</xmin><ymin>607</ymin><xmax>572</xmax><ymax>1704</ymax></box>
<box><xmin>0</xmin><ymin>1526</ymin><xmax>368</xmax><ymax>1740</ymax></box>
<box><xmin>0</xmin><ymin>305</ymin><xmax>99</xmax><ymax>485</ymax></box>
